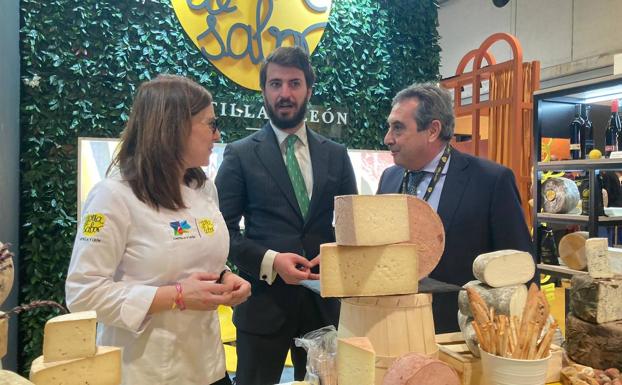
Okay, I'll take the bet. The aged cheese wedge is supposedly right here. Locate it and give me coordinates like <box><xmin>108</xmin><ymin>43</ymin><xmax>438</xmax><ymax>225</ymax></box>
<box><xmin>585</xmin><ymin>238</ymin><xmax>614</xmax><ymax>278</ymax></box>
<box><xmin>570</xmin><ymin>275</ymin><xmax>622</xmax><ymax>324</ymax></box>
<box><xmin>30</xmin><ymin>346</ymin><xmax>121</xmax><ymax>385</ymax></box>
<box><xmin>559</xmin><ymin>231</ymin><xmax>589</xmax><ymax>270</ymax></box>
<box><xmin>541</xmin><ymin>177</ymin><xmax>580</xmax><ymax>214</ymax></box>
<box><xmin>0</xmin><ymin>370</ymin><xmax>36</xmax><ymax>385</ymax></box>
<box><xmin>458</xmin><ymin>280</ymin><xmax>527</xmax><ymax>318</ymax></box>
<box><xmin>472</xmin><ymin>250</ymin><xmax>535</xmax><ymax>287</ymax></box>
<box><xmin>320</xmin><ymin>243</ymin><xmax>418</xmax><ymax>297</ymax></box>
<box><xmin>337</xmin><ymin>337</ymin><xmax>375</xmax><ymax>385</ymax></box>
<box><xmin>43</xmin><ymin>311</ymin><xmax>97</xmax><ymax>362</ymax></box>
<box><xmin>382</xmin><ymin>352</ymin><xmax>460</xmax><ymax>385</ymax></box>
<box><xmin>457</xmin><ymin>311</ymin><xmax>480</xmax><ymax>357</ymax></box>
<box><xmin>566</xmin><ymin>313</ymin><xmax>622</xmax><ymax>370</ymax></box>
<box><xmin>334</xmin><ymin>194</ymin><xmax>444</xmax><ymax>278</ymax></box>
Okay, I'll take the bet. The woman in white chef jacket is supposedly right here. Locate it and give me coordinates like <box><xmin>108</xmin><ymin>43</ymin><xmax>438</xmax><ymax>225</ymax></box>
<box><xmin>65</xmin><ymin>74</ymin><xmax>250</xmax><ymax>385</ymax></box>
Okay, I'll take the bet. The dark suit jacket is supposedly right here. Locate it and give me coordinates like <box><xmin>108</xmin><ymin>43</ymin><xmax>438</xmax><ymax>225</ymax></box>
<box><xmin>215</xmin><ymin>123</ymin><xmax>357</xmax><ymax>334</ymax></box>
<box><xmin>377</xmin><ymin>148</ymin><xmax>534</xmax><ymax>333</ymax></box>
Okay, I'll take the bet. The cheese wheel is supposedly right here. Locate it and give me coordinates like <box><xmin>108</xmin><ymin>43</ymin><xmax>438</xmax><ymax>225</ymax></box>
<box><xmin>0</xmin><ymin>370</ymin><xmax>36</xmax><ymax>384</ymax></box>
<box><xmin>337</xmin><ymin>337</ymin><xmax>375</xmax><ymax>385</ymax></box>
<box><xmin>43</xmin><ymin>311</ymin><xmax>97</xmax><ymax>362</ymax></box>
<box><xmin>558</xmin><ymin>231</ymin><xmax>589</xmax><ymax>270</ymax></box>
<box><xmin>570</xmin><ymin>275</ymin><xmax>622</xmax><ymax>324</ymax></box>
<box><xmin>472</xmin><ymin>250</ymin><xmax>535</xmax><ymax>287</ymax></box>
<box><xmin>0</xmin><ymin>315</ymin><xmax>7</xmax><ymax>359</ymax></box>
<box><xmin>0</xmin><ymin>242</ymin><xmax>14</xmax><ymax>305</ymax></box>
<box><xmin>458</xmin><ymin>281</ymin><xmax>527</xmax><ymax>318</ymax></box>
<box><xmin>381</xmin><ymin>352</ymin><xmax>460</xmax><ymax>385</ymax></box>
<box><xmin>566</xmin><ymin>313</ymin><xmax>622</xmax><ymax>370</ymax></box>
<box><xmin>334</xmin><ymin>194</ymin><xmax>444</xmax><ymax>278</ymax></box>
<box><xmin>457</xmin><ymin>311</ymin><xmax>480</xmax><ymax>357</ymax></box>
<box><xmin>542</xmin><ymin>177</ymin><xmax>580</xmax><ymax>214</ymax></box>
<box><xmin>30</xmin><ymin>346</ymin><xmax>121</xmax><ymax>385</ymax></box>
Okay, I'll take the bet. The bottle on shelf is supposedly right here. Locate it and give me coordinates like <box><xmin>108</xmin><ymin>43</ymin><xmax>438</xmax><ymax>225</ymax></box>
<box><xmin>539</xmin><ymin>225</ymin><xmax>559</xmax><ymax>265</ymax></box>
<box><xmin>569</xmin><ymin>104</ymin><xmax>584</xmax><ymax>160</ymax></box>
<box><xmin>608</xmin><ymin>100</ymin><xmax>622</xmax><ymax>157</ymax></box>
<box><xmin>582</xmin><ymin>104</ymin><xmax>593</xmax><ymax>157</ymax></box>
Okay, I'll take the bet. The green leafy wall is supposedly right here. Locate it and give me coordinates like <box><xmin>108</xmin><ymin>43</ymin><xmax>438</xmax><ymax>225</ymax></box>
<box><xmin>19</xmin><ymin>0</ymin><xmax>440</xmax><ymax>372</ymax></box>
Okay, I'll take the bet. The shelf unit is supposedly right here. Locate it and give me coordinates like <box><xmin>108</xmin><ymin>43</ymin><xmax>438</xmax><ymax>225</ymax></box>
<box><xmin>533</xmin><ymin>74</ymin><xmax>622</xmax><ymax>263</ymax></box>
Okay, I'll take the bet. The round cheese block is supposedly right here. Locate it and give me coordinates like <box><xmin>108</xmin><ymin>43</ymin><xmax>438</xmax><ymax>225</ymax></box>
<box><xmin>382</xmin><ymin>352</ymin><xmax>460</xmax><ymax>385</ymax></box>
<box><xmin>407</xmin><ymin>197</ymin><xmax>445</xmax><ymax>279</ymax></box>
<box><xmin>0</xmin><ymin>242</ymin><xmax>14</xmax><ymax>305</ymax></box>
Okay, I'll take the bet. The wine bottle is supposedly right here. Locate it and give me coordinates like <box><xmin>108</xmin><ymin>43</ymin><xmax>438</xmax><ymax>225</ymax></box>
<box><xmin>583</xmin><ymin>105</ymin><xmax>594</xmax><ymax>157</ymax></box>
<box><xmin>539</xmin><ymin>226</ymin><xmax>559</xmax><ymax>265</ymax></box>
<box><xmin>608</xmin><ymin>100</ymin><xmax>622</xmax><ymax>157</ymax></box>
<box><xmin>569</xmin><ymin>104</ymin><xmax>584</xmax><ymax>160</ymax></box>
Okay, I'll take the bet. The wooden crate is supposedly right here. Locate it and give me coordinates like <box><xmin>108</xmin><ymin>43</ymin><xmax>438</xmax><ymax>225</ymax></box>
<box><xmin>437</xmin><ymin>332</ymin><xmax>482</xmax><ymax>385</ymax></box>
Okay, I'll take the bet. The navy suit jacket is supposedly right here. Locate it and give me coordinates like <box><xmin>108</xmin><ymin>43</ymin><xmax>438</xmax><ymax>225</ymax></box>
<box><xmin>215</xmin><ymin>123</ymin><xmax>357</xmax><ymax>334</ymax></box>
<box><xmin>377</xmin><ymin>148</ymin><xmax>534</xmax><ymax>333</ymax></box>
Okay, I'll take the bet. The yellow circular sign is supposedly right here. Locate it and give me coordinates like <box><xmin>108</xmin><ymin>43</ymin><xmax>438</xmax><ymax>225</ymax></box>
<box><xmin>172</xmin><ymin>0</ymin><xmax>333</xmax><ymax>91</ymax></box>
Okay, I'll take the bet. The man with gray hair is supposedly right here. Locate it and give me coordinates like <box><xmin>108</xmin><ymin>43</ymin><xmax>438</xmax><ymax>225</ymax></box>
<box><xmin>377</xmin><ymin>83</ymin><xmax>533</xmax><ymax>333</ymax></box>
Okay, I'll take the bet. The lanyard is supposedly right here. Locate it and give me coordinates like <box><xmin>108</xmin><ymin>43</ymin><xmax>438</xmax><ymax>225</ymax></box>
<box><xmin>400</xmin><ymin>144</ymin><xmax>451</xmax><ymax>202</ymax></box>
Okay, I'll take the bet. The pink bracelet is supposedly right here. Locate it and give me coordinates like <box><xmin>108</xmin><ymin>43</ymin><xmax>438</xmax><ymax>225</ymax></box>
<box><xmin>174</xmin><ymin>282</ymin><xmax>186</xmax><ymax>311</ymax></box>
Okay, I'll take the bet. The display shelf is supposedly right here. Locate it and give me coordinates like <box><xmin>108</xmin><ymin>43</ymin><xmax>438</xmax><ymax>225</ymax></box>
<box><xmin>537</xmin><ymin>213</ymin><xmax>622</xmax><ymax>225</ymax></box>
<box><xmin>537</xmin><ymin>263</ymin><xmax>587</xmax><ymax>279</ymax></box>
<box><xmin>537</xmin><ymin>158</ymin><xmax>622</xmax><ymax>171</ymax></box>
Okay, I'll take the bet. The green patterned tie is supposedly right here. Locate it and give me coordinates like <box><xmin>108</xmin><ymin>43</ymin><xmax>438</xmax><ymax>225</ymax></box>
<box><xmin>285</xmin><ymin>135</ymin><xmax>310</xmax><ymax>218</ymax></box>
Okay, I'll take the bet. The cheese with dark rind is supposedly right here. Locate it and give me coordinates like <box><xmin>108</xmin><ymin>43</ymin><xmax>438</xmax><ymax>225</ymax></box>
<box><xmin>566</xmin><ymin>313</ymin><xmax>622</xmax><ymax>370</ymax></box>
<box><xmin>586</xmin><ymin>238</ymin><xmax>614</xmax><ymax>278</ymax></box>
<box><xmin>458</xmin><ymin>280</ymin><xmax>527</xmax><ymax>318</ymax></box>
<box><xmin>570</xmin><ymin>275</ymin><xmax>622</xmax><ymax>324</ymax></box>
<box><xmin>381</xmin><ymin>352</ymin><xmax>460</xmax><ymax>385</ymax></box>
<box><xmin>542</xmin><ymin>177</ymin><xmax>580</xmax><ymax>214</ymax></box>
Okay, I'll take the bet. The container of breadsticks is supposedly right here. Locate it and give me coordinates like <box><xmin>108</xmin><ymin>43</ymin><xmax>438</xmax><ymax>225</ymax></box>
<box><xmin>468</xmin><ymin>283</ymin><xmax>555</xmax><ymax>385</ymax></box>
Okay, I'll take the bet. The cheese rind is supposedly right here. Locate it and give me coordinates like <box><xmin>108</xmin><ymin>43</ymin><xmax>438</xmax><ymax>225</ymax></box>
<box><xmin>43</xmin><ymin>311</ymin><xmax>97</xmax><ymax>362</ymax></box>
<box><xmin>458</xmin><ymin>280</ymin><xmax>527</xmax><ymax>318</ymax></box>
<box><xmin>337</xmin><ymin>337</ymin><xmax>375</xmax><ymax>385</ymax></box>
<box><xmin>559</xmin><ymin>232</ymin><xmax>589</xmax><ymax>270</ymax></box>
<box><xmin>566</xmin><ymin>313</ymin><xmax>622</xmax><ymax>370</ymax></box>
<box><xmin>30</xmin><ymin>346</ymin><xmax>121</xmax><ymax>385</ymax></box>
<box><xmin>570</xmin><ymin>275</ymin><xmax>622</xmax><ymax>324</ymax></box>
<box><xmin>320</xmin><ymin>243</ymin><xmax>418</xmax><ymax>297</ymax></box>
<box><xmin>334</xmin><ymin>195</ymin><xmax>410</xmax><ymax>246</ymax></box>
<box><xmin>585</xmin><ymin>238</ymin><xmax>614</xmax><ymax>278</ymax></box>
<box><xmin>472</xmin><ymin>250</ymin><xmax>535</xmax><ymax>287</ymax></box>
<box><xmin>0</xmin><ymin>314</ymin><xmax>7</xmax><ymax>359</ymax></box>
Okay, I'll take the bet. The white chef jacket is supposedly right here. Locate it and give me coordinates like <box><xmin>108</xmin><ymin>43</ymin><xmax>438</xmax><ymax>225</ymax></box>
<box><xmin>66</xmin><ymin>177</ymin><xmax>229</xmax><ymax>385</ymax></box>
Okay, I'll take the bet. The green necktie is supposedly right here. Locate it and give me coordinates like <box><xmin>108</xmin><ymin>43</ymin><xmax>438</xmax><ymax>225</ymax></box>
<box><xmin>285</xmin><ymin>135</ymin><xmax>310</xmax><ymax>218</ymax></box>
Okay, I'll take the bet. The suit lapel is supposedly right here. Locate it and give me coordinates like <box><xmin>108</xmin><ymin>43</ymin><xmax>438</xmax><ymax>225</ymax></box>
<box><xmin>254</xmin><ymin>124</ymin><xmax>302</xmax><ymax>218</ymax></box>
<box><xmin>306</xmin><ymin>128</ymin><xmax>328</xmax><ymax>224</ymax></box>
<box><xmin>437</xmin><ymin>149</ymin><xmax>470</xmax><ymax>233</ymax></box>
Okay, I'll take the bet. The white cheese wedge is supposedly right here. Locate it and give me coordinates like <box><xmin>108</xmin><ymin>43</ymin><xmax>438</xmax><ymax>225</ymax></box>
<box><xmin>337</xmin><ymin>337</ymin><xmax>375</xmax><ymax>385</ymax></box>
<box><xmin>585</xmin><ymin>238</ymin><xmax>614</xmax><ymax>278</ymax></box>
<box><xmin>472</xmin><ymin>250</ymin><xmax>535</xmax><ymax>287</ymax></box>
<box><xmin>43</xmin><ymin>311</ymin><xmax>97</xmax><ymax>362</ymax></box>
<box><xmin>30</xmin><ymin>346</ymin><xmax>121</xmax><ymax>385</ymax></box>
<box><xmin>320</xmin><ymin>243</ymin><xmax>418</xmax><ymax>297</ymax></box>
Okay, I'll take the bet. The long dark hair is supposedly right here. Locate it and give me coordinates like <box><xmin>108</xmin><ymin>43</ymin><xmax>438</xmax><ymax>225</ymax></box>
<box><xmin>108</xmin><ymin>74</ymin><xmax>212</xmax><ymax>210</ymax></box>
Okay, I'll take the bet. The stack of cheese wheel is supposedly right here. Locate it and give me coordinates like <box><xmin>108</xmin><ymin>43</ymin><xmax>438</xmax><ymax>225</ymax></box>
<box><xmin>29</xmin><ymin>311</ymin><xmax>122</xmax><ymax>385</ymax></box>
<box><xmin>325</xmin><ymin>194</ymin><xmax>448</xmax><ymax>385</ymax></box>
<box><xmin>457</xmin><ymin>249</ymin><xmax>535</xmax><ymax>357</ymax></box>
<box><xmin>566</xmin><ymin>238</ymin><xmax>622</xmax><ymax>370</ymax></box>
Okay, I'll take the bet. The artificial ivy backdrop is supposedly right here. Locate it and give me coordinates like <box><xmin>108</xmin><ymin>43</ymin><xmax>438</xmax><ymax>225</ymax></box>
<box><xmin>19</xmin><ymin>0</ymin><xmax>440</xmax><ymax>372</ymax></box>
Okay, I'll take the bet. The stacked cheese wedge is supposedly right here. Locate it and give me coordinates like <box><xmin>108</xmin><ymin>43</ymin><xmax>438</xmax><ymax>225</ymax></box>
<box><xmin>566</xmin><ymin>237</ymin><xmax>622</xmax><ymax>370</ymax></box>
<box><xmin>457</xmin><ymin>249</ymin><xmax>535</xmax><ymax>357</ymax></box>
<box><xmin>324</xmin><ymin>194</ymin><xmax>458</xmax><ymax>385</ymax></box>
<box><xmin>29</xmin><ymin>311</ymin><xmax>122</xmax><ymax>385</ymax></box>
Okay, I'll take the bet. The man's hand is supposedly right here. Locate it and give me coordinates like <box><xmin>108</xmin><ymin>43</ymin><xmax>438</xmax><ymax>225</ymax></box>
<box><xmin>273</xmin><ymin>252</ymin><xmax>312</xmax><ymax>284</ymax></box>
<box><xmin>307</xmin><ymin>255</ymin><xmax>321</xmax><ymax>280</ymax></box>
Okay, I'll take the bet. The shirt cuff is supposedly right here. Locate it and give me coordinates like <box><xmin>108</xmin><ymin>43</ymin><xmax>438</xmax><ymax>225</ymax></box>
<box><xmin>120</xmin><ymin>284</ymin><xmax>158</xmax><ymax>334</ymax></box>
<box><xmin>260</xmin><ymin>249</ymin><xmax>278</xmax><ymax>285</ymax></box>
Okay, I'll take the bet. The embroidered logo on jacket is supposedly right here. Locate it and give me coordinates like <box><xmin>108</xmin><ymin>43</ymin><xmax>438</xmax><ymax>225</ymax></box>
<box><xmin>83</xmin><ymin>213</ymin><xmax>106</xmax><ymax>236</ymax></box>
<box><xmin>198</xmin><ymin>218</ymin><xmax>215</xmax><ymax>235</ymax></box>
<box><xmin>170</xmin><ymin>220</ymin><xmax>192</xmax><ymax>236</ymax></box>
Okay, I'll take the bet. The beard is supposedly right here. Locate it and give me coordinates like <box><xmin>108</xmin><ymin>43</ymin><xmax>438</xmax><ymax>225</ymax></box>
<box><xmin>265</xmin><ymin>97</ymin><xmax>309</xmax><ymax>130</ymax></box>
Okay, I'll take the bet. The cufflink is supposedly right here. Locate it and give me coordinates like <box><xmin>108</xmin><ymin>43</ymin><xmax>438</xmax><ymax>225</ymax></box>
<box><xmin>262</xmin><ymin>274</ymin><xmax>267</xmax><ymax>280</ymax></box>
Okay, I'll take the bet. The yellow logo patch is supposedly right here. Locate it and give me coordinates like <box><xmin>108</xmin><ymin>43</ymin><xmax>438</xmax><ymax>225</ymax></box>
<box><xmin>198</xmin><ymin>218</ymin><xmax>215</xmax><ymax>235</ymax></box>
<box><xmin>83</xmin><ymin>213</ymin><xmax>106</xmax><ymax>236</ymax></box>
<box><xmin>171</xmin><ymin>0</ymin><xmax>333</xmax><ymax>90</ymax></box>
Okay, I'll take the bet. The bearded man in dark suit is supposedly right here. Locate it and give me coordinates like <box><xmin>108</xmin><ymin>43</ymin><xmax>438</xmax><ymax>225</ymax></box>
<box><xmin>215</xmin><ymin>46</ymin><xmax>357</xmax><ymax>385</ymax></box>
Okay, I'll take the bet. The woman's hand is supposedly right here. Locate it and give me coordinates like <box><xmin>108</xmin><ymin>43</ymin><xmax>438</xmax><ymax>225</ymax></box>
<box><xmin>219</xmin><ymin>272</ymin><xmax>251</xmax><ymax>307</ymax></box>
<box><xmin>179</xmin><ymin>272</ymin><xmax>235</xmax><ymax>311</ymax></box>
